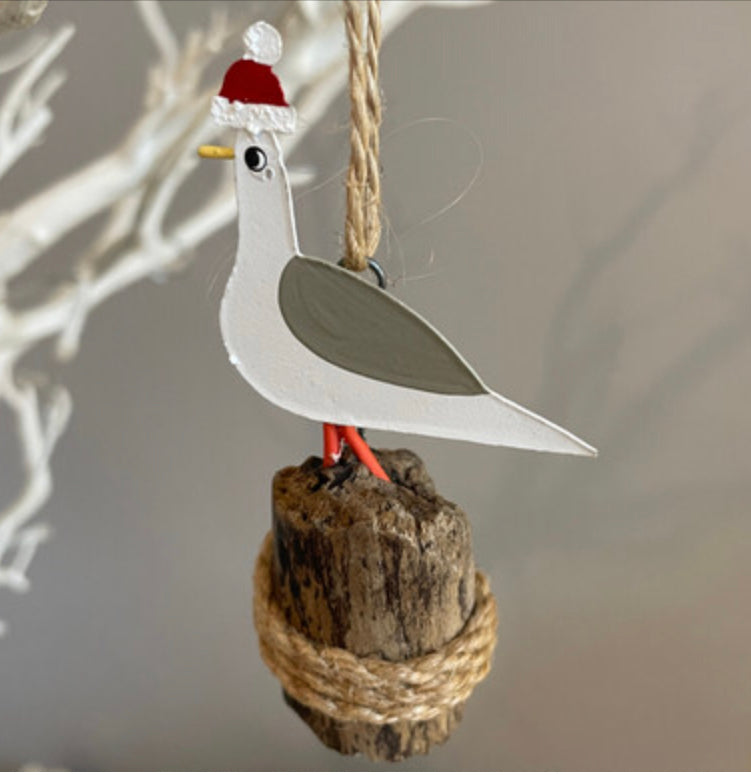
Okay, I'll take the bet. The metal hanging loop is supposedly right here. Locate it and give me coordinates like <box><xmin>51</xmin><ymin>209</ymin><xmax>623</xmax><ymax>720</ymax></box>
<box><xmin>338</xmin><ymin>257</ymin><xmax>386</xmax><ymax>289</ymax></box>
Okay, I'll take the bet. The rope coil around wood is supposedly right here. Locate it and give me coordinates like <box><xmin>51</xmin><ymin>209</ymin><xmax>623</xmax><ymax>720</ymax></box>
<box><xmin>252</xmin><ymin>532</ymin><xmax>499</xmax><ymax>725</ymax></box>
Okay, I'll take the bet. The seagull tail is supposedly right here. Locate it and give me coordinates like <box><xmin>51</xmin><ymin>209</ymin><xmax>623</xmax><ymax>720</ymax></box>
<box><xmin>478</xmin><ymin>389</ymin><xmax>597</xmax><ymax>457</ymax></box>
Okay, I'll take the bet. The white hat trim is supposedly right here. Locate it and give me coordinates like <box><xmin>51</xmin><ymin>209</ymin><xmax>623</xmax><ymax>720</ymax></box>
<box><xmin>211</xmin><ymin>95</ymin><xmax>296</xmax><ymax>134</ymax></box>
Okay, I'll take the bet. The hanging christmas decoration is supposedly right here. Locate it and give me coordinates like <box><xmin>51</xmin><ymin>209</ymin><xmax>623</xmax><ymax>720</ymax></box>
<box><xmin>199</xmin><ymin>4</ymin><xmax>595</xmax><ymax>761</ymax></box>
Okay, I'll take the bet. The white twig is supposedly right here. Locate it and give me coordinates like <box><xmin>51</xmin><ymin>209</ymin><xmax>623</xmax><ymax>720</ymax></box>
<box><xmin>0</xmin><ymin>367</ymin><xmax>71</xmax><ymax>593</ymax></box>
<box><xmin>0</xmin><ymin>24</ymin><xmax>72</xmax><ymax>179</ymax></box>
<box><xmin>0</xmin><ymin>31</ymin><xmax>45</xmax><ymax>74</ymax></box>
<box><xmin>135</xmin><ymin>0</ymin><xmax>178</xmax><ymax>71</ymax></box>
<box><xmin>0</xmin><ymin>0</ymin><xmax>490</xmax><ymax>634</ymax></box>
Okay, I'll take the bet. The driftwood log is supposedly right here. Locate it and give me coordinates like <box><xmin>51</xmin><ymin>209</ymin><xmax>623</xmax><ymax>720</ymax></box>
<box><xmin>270</xmin><ymin>447</ymin><xmax>477</xmax><ymax>761</ymax></box>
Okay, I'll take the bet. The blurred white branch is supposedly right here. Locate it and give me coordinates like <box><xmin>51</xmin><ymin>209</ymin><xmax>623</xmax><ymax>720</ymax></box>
<box><xmin>0</xmin><ymin>0</ymin><xmax>488</xmax><ymax>634</ymax></box>
<box><xmin>0</xmin><ymin>23</ymin><xmax>69</xmax><ymax>179</ymax></box>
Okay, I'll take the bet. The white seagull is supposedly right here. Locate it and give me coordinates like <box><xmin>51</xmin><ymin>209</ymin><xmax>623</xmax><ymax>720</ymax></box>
<box><xmin>199</xmin><ymin>22</ymin><xmax>596</xmax><ymax>481</ymax></box>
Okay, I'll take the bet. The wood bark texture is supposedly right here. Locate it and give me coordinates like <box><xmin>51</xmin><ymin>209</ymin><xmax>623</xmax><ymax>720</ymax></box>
<box><xmin>271</xmin><ymin>447</ymin><xmax>476</xmax><ymax>761</ymax></box>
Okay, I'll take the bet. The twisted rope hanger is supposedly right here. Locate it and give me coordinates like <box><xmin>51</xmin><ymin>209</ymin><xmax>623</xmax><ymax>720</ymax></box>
<box><xmin>342</xmin><ymin>0</ymin><xmax>383</xmax><ymax>272</ymax></box>
<box><xmin>253</xmin><ymin>532</ymin><xmax>498</xmax><ymax>725</ymax></box>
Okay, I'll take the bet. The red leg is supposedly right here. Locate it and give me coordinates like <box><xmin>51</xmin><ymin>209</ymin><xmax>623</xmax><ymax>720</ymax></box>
<box><xmin>322</xmin><ymin>423</ymin><xmax>342</xmax><ymax>467</ymax></box>
<box><xmin>338</xmin><ymin>425</ymin><xmax>390</xmax><ymax>482</ymax></box>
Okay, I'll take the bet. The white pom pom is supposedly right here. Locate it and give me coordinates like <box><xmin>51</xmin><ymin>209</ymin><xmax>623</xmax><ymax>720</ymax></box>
<box><xmin>243</xmin><ymin>21</ymin><xmax>282</xmax><ymax>65</ymax></box>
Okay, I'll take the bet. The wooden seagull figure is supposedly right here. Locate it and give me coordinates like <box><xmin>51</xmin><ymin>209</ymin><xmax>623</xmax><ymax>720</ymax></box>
<box><xmin>199</xmin><ymin>22</ymin><xmax>596</xmax><ymax>481</ymax></box>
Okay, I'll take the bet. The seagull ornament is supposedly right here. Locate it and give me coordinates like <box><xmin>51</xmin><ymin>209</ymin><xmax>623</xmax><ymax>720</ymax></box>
<box><xmin>199</xmin><ymin>22</ymin><xmax>596</xmax><ymax>481</ymax></box>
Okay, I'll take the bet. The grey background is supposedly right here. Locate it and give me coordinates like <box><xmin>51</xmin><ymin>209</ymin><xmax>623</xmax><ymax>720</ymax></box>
<box><xmin>2</xmin><ymin>0</ymin><xmax>750</xmax><ymax>770</ymax></box>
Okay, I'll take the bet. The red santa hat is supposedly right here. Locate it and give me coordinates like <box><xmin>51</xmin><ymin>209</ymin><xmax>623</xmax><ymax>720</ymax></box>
<box><xmin>211</xmin><ymin>21</ymin><xmax>296</xmax><ymax>135</ymax></box>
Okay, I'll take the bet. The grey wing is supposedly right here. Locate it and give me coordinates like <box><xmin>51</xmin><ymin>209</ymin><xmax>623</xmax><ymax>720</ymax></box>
<box><xmin>278</xmin><ymin>256</ymin><xmax>486</xmax><ymax>396</ymax></box>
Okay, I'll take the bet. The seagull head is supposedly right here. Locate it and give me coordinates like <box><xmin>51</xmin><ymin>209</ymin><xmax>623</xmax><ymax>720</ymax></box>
<box><xmin>197</xmin><ymin>130</ymin><xmax>284</xmax><ymax>182</ymax></box>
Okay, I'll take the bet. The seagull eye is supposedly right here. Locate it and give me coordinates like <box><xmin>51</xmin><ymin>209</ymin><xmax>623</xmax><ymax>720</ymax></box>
<box><xmin>244</xmin><ymin>146</ymin><xmax>267</xmax><ymax>172</ymax></box>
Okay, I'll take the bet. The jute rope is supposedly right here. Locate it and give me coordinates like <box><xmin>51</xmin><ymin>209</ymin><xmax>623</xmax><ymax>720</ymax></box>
<box><xmin>253</xmin><ymin>532</ymin><xmax>499</xmax><ymax>725</ymax></box>
<box><xmin>342</xmin><ymin>0</ymin><xmax>382</xmax><ymax>272</ymax></box>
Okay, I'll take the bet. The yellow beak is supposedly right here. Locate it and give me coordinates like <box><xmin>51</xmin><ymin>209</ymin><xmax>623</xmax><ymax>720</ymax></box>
<box><xmin>197</xmin><ymin>145</ymin><xmax>235</xmax><ymax>160</ymax></box>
